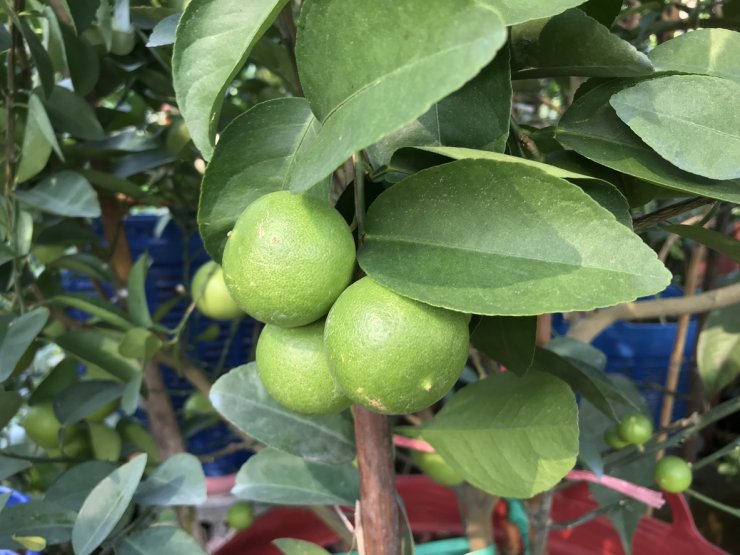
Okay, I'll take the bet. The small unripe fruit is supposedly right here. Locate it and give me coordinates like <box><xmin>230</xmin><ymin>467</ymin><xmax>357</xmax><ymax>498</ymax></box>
<box><xmin>604</xmin><ymin>426</ymin><xmax>629</xmax><ymax>449</ymax></box>
<box><xmin>617</xmin><ymin>412</ymin><xmax>654</xmax><ymax>446</ymax></box>
<box><xmin>191</xmin><ymin>261</ymin><xmax>243</xmax><ymax>321</ymax></box>
<box><xmin>23</xmin><ymin>403</ymin><xmax>62</xmax><ymax>448</ymax></box>
<box><xmin>411</xmin><ymin>450</ymin><xmax>464</xmax><ymax>487</ymax></box>
<box><xmin>226</xmin><ymin>501</ymin><xmax>254</xmax><ymax>530</ymax></box>
<box><xmin>655</xmin><ymin>456</ymin><xmax>692</xmax><ymax>493</ymax></box>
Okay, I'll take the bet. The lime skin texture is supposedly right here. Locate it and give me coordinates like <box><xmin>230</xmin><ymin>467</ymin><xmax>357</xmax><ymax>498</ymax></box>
<box><xmin>222</xmin><ymin>191</ymin><xmax>356</xmax><ymax>328</ymax></box>
<box><xmin>654</xmin><ymin>455</ymin><xmax>693</xmax><ymax>493</ymax></box>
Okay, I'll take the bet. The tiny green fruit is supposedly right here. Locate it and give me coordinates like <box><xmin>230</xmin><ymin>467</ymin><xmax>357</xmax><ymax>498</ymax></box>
<box><xmin>183</xmin><ymin>391</ymin><xmax>215</xmax><ymax>419</ymax></box>
<box><xmin>617</xmin><ymin>412</ymin><xmax>654</xmax><ymax>446</ymax></box>
<box><xmin>411</xmin><ymin>450</ymin><xmax>464</xmax><ymax>487</ymax></box>
<box><xmin>226</xmin><ymin>501</ymin><xmax>254</xmax><ymax>530</ymax></box>
<box><xmin>191</xmin><ymin>261</ymin><xmax>243</xmax><ymax>320</ymax></box>
<box><xmin>222</xmin><ymin>191</ymin><xmax>355</xmax><ymax>328</ymax></box>
<box><xmin>23</xmin><ymin>403</ymin><xmax>62</xmax><ymax>448</ymax></box>
<box><xmin>324</xmin><ymin>277</ymin><xmax>469</xmax><ymax>415</ymax></box>
<box><xmin>256</xmin><ymin>320</ymin><xmax>351</xmax><ymax>416</ymax></box>
<box><xmin>604</xmin><ymin>426</ymin><xmax>629</xmax><ymax>449</ymax></box>
<box><xmin>60</xmin><ymin>424</ymin><xmax>91</xmax><ymax>458</ymax></box>
<box><xmin>655</xmin><ymin>455</ymin><xmax>692</xmax><ymax>493</ymax></box>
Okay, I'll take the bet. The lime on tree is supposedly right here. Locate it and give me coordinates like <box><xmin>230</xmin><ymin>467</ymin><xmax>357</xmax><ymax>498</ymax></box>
<box><xmin>191</xmin><ymin>261</ymin><xmax>243</xmax><ymax>320</ymax></box>
<box><xmin>226</xmin><ymin>501</ymin><xmax>254</xmax><ymax>530</ymax></box>
<box><xmin>617</xmin><ymin>412</ymin><xmax>654</xmax><ymax>446</ymax></box>
<box><xmin>411</xmin><ymin>450</ymin><xmax>464</xmax><ymax>487</ymax></box>
<box><xmin>655</xmin><ymin>455</ymin><xmax>693</xmax><ymax>493</ymax></box>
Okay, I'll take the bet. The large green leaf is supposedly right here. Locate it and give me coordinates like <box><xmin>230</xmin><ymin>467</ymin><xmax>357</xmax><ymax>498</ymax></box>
<box><xmin>16</xmin><ymin>95</ymin><xmax>54</xmax><ymax>183</ymax></box>
<box><xmin>53</xmin><ymin>380</ymin><xmax>126</xmax><ymax>425</ymax></box>
<box><xmin>610</xmin><ymin>75</ymin><xmax>740</xmax><ymax>181</ymax></box>
<box><xmin>648</xmin><ymin>28</ymin><xmax>740</xmax><ymax>84</ymax></box>
<box><xmin>471</xmin><ymin>316</ymin><xmax>536</xmax><ymax>375</ymax></box>
<box><xmin>55</xmin><ymin>331</ymin><xmax>140</xmax><ymax>383</ymax></box>
<box><xmin>43</xmin><ymin>86</ymin><xmax>104</xmax><ymax>140</ymax></box>
<box><xmin>210</xmin><ymin>363</ymin><xmax>355</xmax><ymax>464</ymax></box>
<box><xmin>172</xmin><ymin>0</ymin><xmax>289</xmax><ymax>159</ymax></box>
<box><xmin>287</xmin><ymin>0</ymin><xmax>506</xmax><ymax>192</ymax></box>
<box><xmin>0</xmin><ymin>500</ymin><xmax>76</xmax><ymax>548</ymax></box>
<box><xmin>367</xmin><ymin>48</ymin><xmax>512</xmax><ymax>171</ymax></box>
<box><xmin>198</xmin><ymin>98</ymin><xmax>331</xmax><ymax>262</ymax></box>
<box><xmin>134</xmin><ymin>454</ymin><xmax>206</xmax><ymax>506</ymax></box>
<box><xmin>359</xmin><ymin>159</ymin><xmax>670</xmax><ymax>315</ymax></box>
<box><xmin>274</xmin><ymin>539</ymin><xmax>332</xmax><ymax>555</ymax></box>
<box><xmin>557</xmin><ymin>78</ymin><xmax>740</xmax><ymax>203</ymax></box>
<box><xmin>698</xmin><ymin>304</ymin><xmax>740</xmax><ymax>396</ymax></box>
<box><xmin>0</xmin><ymin>308</ymin><xmax>49</xmax><ymax>382</ymax></box>
<box><xmin>15</xmin><ymin>171</ymin><xmax>101</xmax><ymax>218</ymax></box>
<box><xmin>664</xmin><ymin>225</ymin><xmax>740</xmax><ymax>263</ymax></box>
<box><xmin>511</xmin><ymin>9</ymin><xmax>653</xmax><ymax>78</ymax></box>
<box><xmin>72</xmin><ymin>455</ymin><xmax>148</xmax><ymax>555</ymax></box>
<box><xmin>117</xmin><ymin>527</ymin><xmax>206</xmax><ymax>555</ymax></box>
<box><xmin>481</xmin><ymin>0</ymin><xmax>589</xmax><ymax>25</ymax></box>
<box><xmin>45</xmin><ymin>461</ymin><xmax>117</xmax><ymax>511</ymax></box>
<box><xmin>233</xmin><ymin>447</ymin><xmax>359</xmax><ymax>506</ymax></box>
<box><xmin>423</xmin><ymin>371</ymin><xmax>578</xmax><ymax>498</ymax></box>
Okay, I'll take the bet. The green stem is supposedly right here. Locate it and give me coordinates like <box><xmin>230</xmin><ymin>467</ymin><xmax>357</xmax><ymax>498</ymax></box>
<box><xmin>692</xmin><ymin>438</ymin><xmax>740</xmax><ymax>472</ymax></box>
<box><xmin>685</xmin><ymin>488</ymin><xmax>740</xmax><ymax>519</ymax></box>
<box><xmin>354</xmin><ymin>152</ymin><xmax>366</xmax><ymax>246</ymax></box>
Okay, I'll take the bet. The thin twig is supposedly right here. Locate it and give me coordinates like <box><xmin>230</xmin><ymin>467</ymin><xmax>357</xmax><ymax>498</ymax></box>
<box><xmin>550</xmin><ymin>500</ymin><xmax>626</xmax><ymax>531</ymax></box>
<box><xmin>633</xmin><ymin>197</ymin><xmax>714</xmax><ymax>232</ymax></box>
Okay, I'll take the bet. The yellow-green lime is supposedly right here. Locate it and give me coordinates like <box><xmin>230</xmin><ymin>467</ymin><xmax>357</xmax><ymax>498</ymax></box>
<box><xmin>604</xmin><ymin>426</ymin><xmax>630</xmax><ymax>449</ymax></box>
<box><xmin>618</xmin><ymin>412</ymin><xmax>654</xmax><ymax>446</ymax></box>
<box><xmin>324</xmin><ymin>277</ymin><xmax>469</xmax><ymax>415</ymax></box>
<box><xmin>60</xmin><ymin>423</ymin><xmax>91</xmax><ymax>458</ymax></box>
<box><xmin>23</xmin><ymin>403</ymin><xmax>62</xmax><ymax>448</ymax></box>
<box><xmin>226</xmin><ymin>501</ymin><xmax>254</xmax><ymax>530</ymax></box>
<box><xmin>89</xmin><ymin>422</ymin><xmax>122</xmax><ymax>462</ymax></box>
<box><xmin>256</xmin><ymin>320</ymin><xmax>351</xmax><ymax>416</ymax></box>
<box><xmin>654</xmin><ymin>455</ymin><xmax>692</xmax><ymax>493</ymax></box>
<box><xmin>85</xmin><ymin>399</ymin><xmax>119</xmax><ymax>423</ymax></box>
<box><xmin>411</xmin><ymin>450</ymin><xmax>464</xmax><ymax>487</ymax></box>
<box><xmin>222</xmin><ymin>191</ymin><xmax>355</xmax><ymax>328</ymax></box>
<box><xmin>191</xmin><ymin>261</ymin><xmax>243</xmax><ymax>320</ymax></box>
<box><xmin>183</xmin><ymin>391</ymin><xmax>216</xmax><ymax>419</ymax></box>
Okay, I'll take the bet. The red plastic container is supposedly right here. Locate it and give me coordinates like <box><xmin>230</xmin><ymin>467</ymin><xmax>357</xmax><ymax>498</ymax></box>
<box><xmin>215</xmin><ymin>476</ymin><xmax>727</xmax><ymax>555</ymax></box>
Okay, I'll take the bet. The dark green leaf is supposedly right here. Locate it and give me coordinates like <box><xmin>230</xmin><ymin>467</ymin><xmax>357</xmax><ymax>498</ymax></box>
<box><xmin>49</xmin><ymin>253</ymin><xmax>115</xmax><ymax>283</ymax></box>
<box><xmin>69</xmin><ymin>0</ymin><xmax>100</xmax><ymax>31</ymax></box>
<box><xmin>53</xmin><ymin>380</ymin><xmax>126</xmax><ymax>424</ymax></box>
<box><xmin>55</xmin><ymin>331</ymin><xmax>140</xmax><ymax>383</ymax></box>
<box><xmin>210</xmin><ymin>363</ymin><xmax>355</xmax><ymax>464</ymax></box>
<box><xmin>0</xmin><ymin>308</ymin><xmax>49</xmax><ymax>382</ymax></box>
<box><xmin>173</xmin><ymin>0</ymin><xmax>289</xmax><ymax>159</ymax></box>
<box><xmin>0</xmin><ymin>456</ymin><xmax>31</xmax><ymax>480</ymax></box>
<box><xmin>134</xmin><ymin>454</ymin><xmax>206</xmax><ymax>506</ymax></box>
<box><xmin>287</xmin><ymin>0</ymin><xmax>506</xmax><ymax>192</ymax></box>
<box><xmin>72</xmin><ymin>455</ymin><xmax>148</xmax><ymax>555</ymax></box>
<box><xmin>16</xmin><ymin>97</ymin><xmax>53</xmax><ymax>183</ymax></box>
<box><xmin>78</xmin><ymin>169</ymin><xmax>148</xmax><ymax>201</ymax></box>
<box><xmin>0</xmin><ymin>493</ymin><xmax>8</xmax><ymax>513</ymax></box>
<box><xmin>546</xmin><ymin>335</ymin><xmax>606</xmax><ymax>370</ymax></box>
<box><xmin>45</xmin><ymin>461</ymin><xmax>116</xmax><ymax>511</ymax></box>
<box><xmin>10</xmin><ymin>10</ymin><xmax>55</xmax><ymax>96</ymax></box>
<box><xmin>0</xmin><ymin>391</ymin><xmax>22</xmax><ymax>428</ymax></box>
<box><xmin>423</xmin><ymin>371</ymin><xmax>578</xmax><ymax>497</ymax></box>
<box><xmin>698</xmin><ymin>304</ymin><xmax>740</xmax><ymax>396</ymax></box>
<box><xmin>117</xmin><ymin>526</ymin><xmax>206</xmax><ymax>555</ymax></box>
<box><xmin>43</xmin><ymin>86</ymin><xmax>104</xmax><ymax>140</ymax></box>
<box><xmin>127</xmin><ymin>254</ymin><xmax>152</xmax><ymax>328</ymax></box>
<box><xmin>29</xmin><ymin>358</ymin><xmax>79</xmax><ymax>406</ymax></box>
<box><xmin>556</xmin><ymin>78</ymin><xmax>740</xmax><ymax>203</ymax></box>
<box><xmin>359</xmin><ymin>158</ymin><xmax>670</xmax><ymax>315</ymax></box>
<box><xmin>511</xmin><ymin>9</ymin><xmax>653</xmax><ymax>78</ymax></box>
<box><xmin>110</xmin><ymin>149</ymin><xmax>177</xmax><ymax>179</ymax></box>
<box><xmin>233</xmin><ymin>447</ymin><xmax>359</xmax><ymax>506</ymax></box>
<box><xmin>60</xmin><ymin>23</ymin><xmax>99</xmax><ymax>96</ymax></box>
<box><xmin>0</xmin><ymin>500</ymin><xmax>76</xmax><ymax>548</ymax></box>
<box><xmin>471</xmin><ymin>316</ymin><xmax>536</xmax><ymax>375</ymax></box>
<box><xmin>274</xmin><ymin>539</ymin><xmax>332</xmax><ymax>555</ymax></box>
<box><xmin>199</xmin><ymin>98</ymin><xmax>331</xmax><ymax>262</ymax></box>
<box><xmin>664</xmin><ymin>225</ymin><xmax>740</xmax><ymax>263</ymax></box>
<box><xmin>0</xmin><ymin>23</ymin><xmax>10</xmax><ymax>52</ymax></box>
<box><xmin>480</xmin><ymin>0</ymin><xmax>590</xmax><ymax>25</ymax></box>
<box><xmin>15</xmin><ymin>171</ymin><xmax>101</xmax><ymax>218</ymax></box>
<box><xmin>0</xmin><ymin>243</ymin><xmax>14</xmax><ymax>266</ymax></box>
<box><xmin>51</xmin><ymin>294</ymin><xmax>134</xmax><ymax>330</ymax></box>
<box><xmin>147</xmin><ymin>13</ymin><xmax>180</xmax><ymax>47</ymax></box>
<box><xmin>648</xmin><ymin>28</ymin><xmax>740</xmax><ymax>84</ymax></box>
<box><xmin>579</xmin><ymin>0</ymin><xmax>623</xmax><ymax>26</ymax></box>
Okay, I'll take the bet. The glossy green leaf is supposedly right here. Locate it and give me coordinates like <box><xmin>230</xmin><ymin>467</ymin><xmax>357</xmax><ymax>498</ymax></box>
<box><xmin>664</xmin><ymin>225</ymin><xmax>740</xmax><ymax>263</ymax></box>
<box><xmin>233</xmin><ymin>447</ymin><xmax>359</xmax><ymax>506</ymax></box>
<box><xmin>199</xmin><ymin>98</ymin><xmax>331</xmax><ymax>261</ymax></box>
<box><xmin>359</xmin><ymin>159</ymin><xmax>670</xmax><ymax>315</ymax></box>
<box><xmin>287</xmin><ymin>0</ymin><xmax>506</xmax><ymax>192</ymax></box>
<box><xmin>55</xmin><ymin>331</ymin><xmax>140</xmax><ymax>383</ymax></box>
<box><xmin>0</xmin><ymin>308</ymin><xmax>49</xmax><ymax>382</ymax></box>
<box><xmin>481</xmin><ymin>0</ymin><xmax>589</xmax><ymax>25</ymax></box>
<box><xmin>43</xmin><ymin>86</ymin><xmax>104</xmax><ymax>140</ymax></box>
<box><xmin>134</xmin><ymin>454</ymin><xmax>206</xmax><ymax>506</ymax></box>
<box><xmin>15</xmin><ymin>171</ymin><xmax>101</xmax><ymax>218</ymax></box>
<box><xmin>471</xmin><ymin>316</ymin><xmax>536</xmax><ymax>375</ymax></box>
<box><xmin>274</xmin><ymin>539</ymin><xmax>332</xmax><ymax>555</ymax></box>
<box><xmin>72</xmin><ymin>455</ymin><xmax>148</xmax><ymax>555</ymax></box>
<box><xmin>127</xmin><ymin>254</ymin><xmax>152</xmax><ymax>328</ymax></box>
<box><xmin>45</xmin><ymin>461</ymin><xmax>117</xmax><ymax>511</ymax></box>
<box><xmin>51</xmin><ymin>294</ymin><xmax>135</xmax><ymax>330</ymax></box>
<box><xmin>698</xmin><ymin>304</ymin><xmax>740</xmax><ymax>396</ymax></box>
<box><xmin>210</xmin><ymin>363</ymin><xmax>355</xmax><ymax>464</ymax></box>
<box><xmin>557</xmin><ymin>78</ymin><xmax>740</xmax><ymax>203</ymax></box>
<box><xmin>649</xmin><ymin>28</ymin><xmax>740</xmax><ymax>84</ymax></box>
<box><xmin>0</xmin><ymin>391</ymin><xmax>22</xmax><ymax>428</ymax></box>
<box><xmin>0</xmin><ymin>500</ymin><xmax>75</xmax><ymax>548</ymax></box>
<box><xmin>147</xmin><ymin>13</ymin><xmax>180</xmax><ymax>47</ymax></box>
<box><xmin>367</xmin><ymin>48</ymin><xmax>512</xmax><ymax>170</ymax></box>
<box><xmin>610</xmin><ymin>75</ymin><xmax>740</xmax><ymax>181</ymax></box>
<box><xmin>423</xmin><ymin>371</ymin><xmax>578</xmax><ymax>497</ymax></box>
<box><xmin>117</xmin><ymin>527</ymin><xmax>206</xmax><ymax>555</ymax></box>
<box><xmin>16</xmin><ymin>97</ymin><xmax>53</xmax><ymax>183</ymax></box>
<box><xmin>173</xmin><ymin>0</ymin><xmax>289</xmax><ymax>159</ymax></box>
<box><xmin>511</xmin><ymin>9</ymin><xmax>653</xmax><ymax>78</ymax></box>
<box><xmin>53</xmin><ymin>380</ymin><xmax>126</xmax><ymax>424</ymax></box>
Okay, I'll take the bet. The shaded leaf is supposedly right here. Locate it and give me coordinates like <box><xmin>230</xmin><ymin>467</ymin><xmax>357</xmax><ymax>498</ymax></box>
<box><xmin>53</xmin><ymin>380</ymin><xmax>126</xmax><ymax>425</ymax></box>
<box><xmin>72</xmin><ymin>455</ymin><xmax>147</xmax><ymax>555</ymax></box>
<box><xmin>60</xmin><ymin>22</ymin><xmax>99</xmax><ymax>96</ymax></box>
<box><xmin>173</xmin><ymin>0</ymin><xmax>289</xmax><ymax>159</ymax></box>
<box><xmin>423</xmin><ymin>371</ymin><xmax>578</xmax><ymax>498</ymax></box>
<box><xmin>51</xmin><ymin>294</ymin><xmax>134</xmax><ymax>330</ymax></box>
<box><xmin>210</xmin><ymin>363</ymin><xmax>355</xmax><ymax>464</ymax></box>
<box><xmin>15</xmin><ymin>171</ymin><xmax>100</xmax><ymax>218</ymax></box>
<box><xmin>45</xmin><ymin>461</ymin><xmax>116</xmax><ymax>511</ymax></box>
<box><xmin>134</xmin><ymin>454</ymin><xmax>206</xmax><ymax>506</ymax></box>
<box><xmin>117</xmin><ymin>526</ymin><xmax>206</xmax><ymax>555</ymax></box>
<box><xmin>49</xmin><ymin>253</ymin><xmax>115</xmax><ymax>283</ymax></box>
<box><xmin>0</xmin><ymin>456</ymin><xmax>31</xmax><ymax>480</ymax></box>
<box><xmin>0</xmin><ymin>500</ymin><xmax>75</xmax><ymax>548</ymax></box>
<box><xmin>359</xmin><ymin>158</ymin><xmax>670</xmax><ymax>315</ymax></box>
<box><xmin>29</xmin><ymin>358</ymin><xmax>79</xmax><ymax>406</ymax></box>
<box><xmin>471</xmin><ymin>316</ymin><xmax>536</xmax><ymax>375</ymax></box>
<box><xmin>274</xmin><ymin>539</ymin><xmax>332</xmax><ymax>555</ymax></box>
<box><xmin>579</xmin><ymin>0</ymin><xmax>623</xmax><ymax>26</ymax></box>
<box><xmin>0</xmin><ymin>391</ymin><xmax>22</xmax><ymax>428</ymax></box>
<box><xmin>55</xmin><ymin>330</ymin><xmax>140</xmax><ymax>383</ymax></box>
<box><xmin>698</xmin><ymin>304</ymin><xmax>740</xmax><ymax>396</ymax></box>
<box><xmin>127</xmin><ymin>254</ymin><xmax>152</xmax><ymax>328</ymax></box>
<box><xmin>7</xmin><ymin>8</ymin><xmax>55</xmax><ymax>96</ymax></box>
<box><xmin>16</xmin><ymin>97</ymin><xmax>53</xmax><ymax>183</ymax></box>
<box><xmin>610</xmin><ymin>75</ymin><xmax>740</xmax><ymax>181</ymax></box>
<box><xmin>664</xmin><ymin>225</ymin><xmax>740</xmax><ymax>263</ymax></box>
<box><xmin>233</xmin><ymin>447</ymin><xmax>359</xmax><ymax>506</ymax></box>
<box><xmin>287</xmin><ymin>0</ymin><xmax>506</xmax><ymax>192</ymax></box>
<box><xmin>119</xmin><ymin>328</ymin><xmax>162</xmax><ymax>360</ymax></box>
<box><xmin>0</xmin><ymin>308</ymin><xmax>49</xmax><ymax>382</ymax></box>
<box><xmin>43</xmin><ymin>86</ymin><xmax>104</xmax><ymax>140</ymax></box>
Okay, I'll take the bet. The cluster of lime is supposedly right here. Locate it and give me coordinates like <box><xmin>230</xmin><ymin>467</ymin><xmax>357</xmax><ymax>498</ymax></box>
<box><xmin>193</xmin><ymin>191</ymin><xmax>469</xmax><ymax>416</ymax></box>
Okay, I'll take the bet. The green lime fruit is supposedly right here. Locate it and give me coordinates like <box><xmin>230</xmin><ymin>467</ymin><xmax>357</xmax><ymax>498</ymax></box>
<box><xmin>183</xmin><ymin>391</ymin><xmax>215</xmax><ymax>419</ymax></box>
<box><xmin>222</xmin><ymin>191</ymin><xmax>355</xmax><ymax>328</ymax></box>
<box><xmin>256</xmin><ymin>320</ymin><xmax>352</xmax><ymax>416</ymax></box>
<box><xmin>324</xmin><ymin>277</ymin><xmax>469</xmax><ymax>415</ymax></box>
<box><xmin>604</xmin><ymin>426</ymin><xmax>630</xmax><ymax>449</ymax></box>
<box><xmin>191</xmin><ymin>261</ymin><xmax>243</xmax><ymax>320</ymax></box>
<box><xmin>617</xmin><ymin>412</ymin><xmax>654</xmax><ymax>446</ymax></box>
<box><xmin>23</xmin><ymin>403</ymin><xmax>62</xmax><ymax>448</ymax></box>
<box><xmin>89</xmin><ymin>422</ymin><xmax>122</xmax><ymax>462</ymax></box>
<box><xmin>226</xmin><ymin>501</ymin><xmax>254</xmax><ymax>530</ymax></box>
<box><xmin>60</xmin><ymin>424</ymin><xmax>91</xmax><ymax>458</ymax></box>
<box><xmin>85</xmin><ymin>399</ymin><xmax>119</xmax><ymax>423</ymax></box>
<box><xmin>111</xmin><ymin>29</ymin><xmax>135</xmax><ymax>55</ymax></box>
<box><xmin>32</xmin><ymin>245</ymin><xmax>66</xmax><ymax>264</ymax></box>
<box><xmin>411</xmin><ymin>450</ymin><xmax>464</xmax><ymax>487</ymax></box>
<box><xmin>655</xmin><ymin>455</ymin><xmax>693</xmax><ymax>493</ymax></box>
